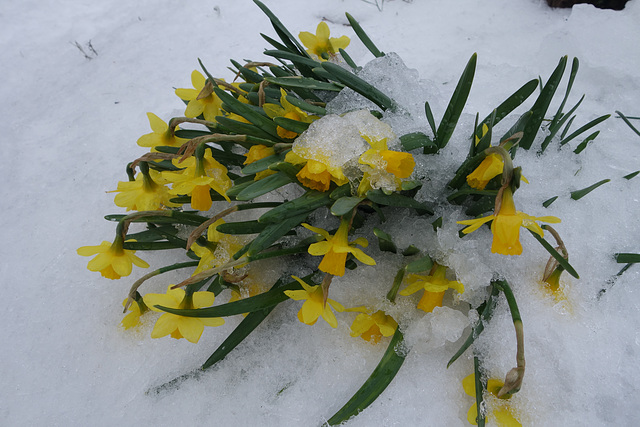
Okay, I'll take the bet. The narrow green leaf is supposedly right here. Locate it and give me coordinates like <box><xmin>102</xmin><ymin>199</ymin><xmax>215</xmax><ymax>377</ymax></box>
<box><xmin>528</xmin><ymin>229</ymin><xmax>579</xmax><ymax>278</ymax></box>
<box><xmin>404</xmin><ymin>255</ymin><xmax>433</xmax><ymax>273</ymax></box>
<box><xmin>500</xmin><ymin>111</ymin><xmax>532</xmax><ymax>145</ymax></box>
<box><xmin>366</xmin><ymin>190</ymin><xmax>433</xmax><ymax>214</ymax></box>
<box><xmin>573</xmin><ymin>131</ymin><xmax>600</xmax><ymax>154</ymax></box>
<box><xmin>122</xmin><ymin>241</ymin><xmax>182</xmax><ymax>251</ymax></box>
<box><xmin>331</xmin><ymin>196</ymin><xmax>364</xmax><ymax>216</ymax></box>
<box><xmin>215</xmin><ymin>220</ymin><xmax>268</xmax><ymax>235</ymax></box>
<box><xmin>474</xmin><ymin>110</ymin><xmax>495</xmax><ymax>155</ymax></box>
<box><xmin>373</xmin><ymin>228</ymin><xmax>397</xmax><ymax>253</ymax></box>
<box><xmin>615</xmin><ymin>253</ymin><xmax>640</xmax><ymax>263</ymax></box>
<box><xmin>235</xmin><ymin>172</ymin><xmax>292</xmax><ymax>201</ymax></box>
<box><xmin>253</xmin><ymin>0</ymin><xmax>309</xmax><ymax>57</ymax></box>
<box><xmin>542</xmin><ymin>196</ymin><xmax>558</xmax><ymax>208</ymax></box>
<box><xmin>215</xmin><ymin>88</ymin><xmax>280</xmax><ymax>139</ymax></box>
<box><xmin>259</xmin><ymin>191</ymin><xmax>331</xmax><ymax>223</ymax></box>
<box><xmin>435</xmin><ymin>53</ymin><xmax>477</xmax><ymax>149</ymax></box>
<box><xmin>616</xmin><ymin>110</ymin><xmax>640</xmax><ymax>137</ymax></box>
<box><xmin>339</xmin><ymin>48</ymin><xmax>359</xmax><ymax>70</ymax></box>
<box><xmin>570</xmin><ymin>179</ymin><xmax>610</xmax><ymax>200</ymax></box>
<box><xmin>260</xmin><ymin>32</ymin><xmax>290</xmax><ymax>52</ymax></box>
<box><xmin>248</xmin><ymin>212</ymin><xmax>309</xmax><ymax>257</ymax></box>
<box><xmin>285</xmin><ymin>95</ymin><xmax>326</xmax><ymax>115</ymax></box>
<box><xmin>560</xmin><ymin>115</ymin><xmax>576</xmax><ymax>140</ymax></box>
<box><xmin>345</xmin><ymin>13</ymin><xmax>384</xmax><ymax>58</ymax></box>
<box><xmin>273</xmin><ymin>116</ymin><xmax>310</xmax><ymax>134</ymax></box>
<box><xmin>125</xmin><ymin>225</ymin><xmax>180</xmax><ymax>243</ymax></box>
<box><xmin>623</xmin><ymin>171</ymin><xmax>639</xmax><ymax>180</ymax></box>
<box><xmin>264</xmin><ymin>75</ymin><xmax>342</xmax><ymax>91</ymax></box>
<box><xmin>400</xmin><ymin>132</ymin><xmax>436</xmax><ymax>151</ymax></box>
<box><xmin>540</xmin><ymin>95</ymin><xmax>585</xmax><ymax>153</ymax></box>
<box><xmin>321</xmin><ymin>61</ymin><xmax>396</xmax><ymax>111</ymax></box>
<box><xmin>424</xmin><ymin>101</ymin><xmax>437</xmax><ymax>138</ymax></box>
<box><xmin>326</xmin><ymin>329</ymin><xmax>405</xmax><ymax>425</ymax></box>
<box><xmin>520</xmin><ymin>56</ymin><xmax>567</xmax><ymax>150</ymax></box>
<box><xmin>241</xmin><ymin>152</ymin><xmax>288</xmax><ymax>175</ymax></box>
<box><xmin>559</xmin><ymin>114</ymin><xmax>610</xmax><ymax>146</ymax></box>
<box><xmin>477</xmin><ymin>79</ymin><xmax>538</xmax><ymax>140</ymax></box>
<box><xmin>402</xmin><ymin>245</ymin><xmax>420</xmax><ymax>256</ymax></box>
<box><xmin>474</xmin><ymin>356</ymin><xmax>486</xmax><ymax>427</ymax></box>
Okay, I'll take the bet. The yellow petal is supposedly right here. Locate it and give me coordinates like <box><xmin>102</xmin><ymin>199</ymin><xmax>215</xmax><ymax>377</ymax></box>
<box><xmin>178</xmin><ymin>316</ymin><xmax>205</xmax><ymax>343</ymax></box>
<box><xmin>458</xmin><ymin>215</ymin><xmax>495</xmax><ymax>234</ymax></box>
<box><xmin>150</xmin><ymin>313</ymin><xmax>179</xmax><ymax>338</ymax></box>
<box><xmin>146</xmin><ymin>112</ymin><xmax>168</xmax><ymax>133</ymax></box>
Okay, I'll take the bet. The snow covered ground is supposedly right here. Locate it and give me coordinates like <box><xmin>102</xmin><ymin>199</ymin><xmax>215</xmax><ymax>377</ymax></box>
<box><xmin>2</xmin><ymin>0</ymin><xmax>640</xmax><ymax>425</ymax></box>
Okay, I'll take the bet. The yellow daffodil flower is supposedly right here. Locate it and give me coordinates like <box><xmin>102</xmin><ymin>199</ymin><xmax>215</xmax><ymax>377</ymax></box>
<box><xmin>399</xmin><ymin>264</ymin><xmax>464</xmax><ymax>313</ymax></box>
<box><xmin>457</xmin><ymin>188</ymin><xmax>561</xmax><ymax>256</ymax></box>
<box><xmin>190</xmin><ymin>219</ymin><xmax>244</xmax><ymax>275</ymax></box>
<box><xmin>358</xmin><ymin>135</ymin><xmax>415</xmax><ymax>195</ymax></box>
<box><xmin>299</xmin><ymin>22</ymin><xmax>350</xmax><ymax>61</ymax></box>
<box><xmin>163</xmin><ymin>150</ymin><xmax>232</xmax><ymax>211</ymax></box>
<box><xmin>348</xmin><ymin>307</ymin><xmax>397</xmax><ymax>343</ymax></box>
<box><xmin>77</xmin><ymin>238</ymin><xmax>149</xmax><ymax>280</ymax></box>
<box><xmin>110</xmin><ymin>169</ymin><xmax>180</xmax><ymax>211</ymax></box>
<box><xmin>121</xmin><ymin>295</ymin><xmax>147</xmax><ymax>330</ymax></box>
<box><xmin>467</xmin><ymin>153</ymin><xmax>504</xmax><ymax>190</ymax></box>
<box><xmin>143</xmin><ymin>286</ymin><xmax>224</xmax><ymax>343</ymax></box>
<box><xmin>285</xmin><ymin>150</ymin><xmax>348</xmax><ymax>192</ymax></box>
<box><xmin>175</xmin><ymin>70</ymin><xmax>224</xmax><ymax>122</ymax></box>
<box><xmin>136</xmin><ymin>112</ymin><xmax>187</xmax><ymax>150</ymax></box>
<box><xmin>463</xmin><ymin>373</ymin><xmax>522</xmax><ymax>427</ymax></box>
<box><xmin>263</xmin><ymin>88</ymin><xmax>318</xmax><ymax>139</ymax></box>
<box><xmin>283</xmin><ymin>276</ymin><xmax>345</xmax><ymax>327</ymax></box>
<box><xmin>302</xmin><ymin>220</ymin><xmax>376</xmax><ymax>277</ymax></box>
<box><xmin>243</xmin><ymin>144</ymin><xmax>277</xmax><ymax>180</ymax></box>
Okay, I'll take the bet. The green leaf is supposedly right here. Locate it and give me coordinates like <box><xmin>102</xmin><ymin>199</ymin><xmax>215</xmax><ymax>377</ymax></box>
<box><xmin>542</xmin><ymin>196</ymin><xmax>558</xmax><ymax>208</ymax></box>
<box><xmin>400</xmin><ymin>132</ymin><xmax>436</xmax><ymax>151</ymax></box>
<box><xmin>253</xmin><ymin>0</ymin><xmax>309</xmax><ymax>57</ymax></box>
<box><xmin>122</xmin><ymin>241</ymin><xmax>182</xmax><ymax>251</ymax></box>
<box><xmin>321</xmin><ymin>61</ymin><xmax>396</xmax><ymax>111</ymax></box>
<box><xmin>528</xmin><ymin>229</ymin><xmax>579</xmax><ymax>278</ymax></box>
<box><xmin>215</xmin><ymin>220</ymin><xmax>268</xmax><ymax>235</ymax></box>
<box><xmin>623</xmin><ymin>171</ymin><xmax>640</xmax><ymax>180</ymax></box>
<box><xmin>616</xmin><ymin>110</ymin><xmax>640</xmax><ymax>137</ymax></box>
<box><xmin>573</xmin><ymin>131</ymin><xmax>600</xmax><ymax>154</ymax></box>
<box><xmin>248</xmin><ymin>212</ymin><xmax>309</xmax><ymax>257</ymax></box>
<box><xmin>520</xmin><ymin>56</ymin><xmax>567</xmax><ymax>150</ymax></box>
<box><xmin>331</xmin><ymin>196</ymin><xmax>364</xmax><ymax>216</ymax></box>
<box><xmin>404</xmin><ymin>255</ymin><xmax>433</xmax><ymax>273</ymax></box>
<box><xmin>615</xmin><ymin>253</ymin><xmax>640</xmax><ymax>263</ymax></box>
<box><xmin>215</xmin><ymin>88</ymin><xmax>281</xmax><ymax>139</ymax></box>
<box><xmin>215</xmin><ymin>116</ymin><xmax>277</xmax><ymax>141</ymax></box>
<box><xmin>366</xmin><ymin>190</ymin><xmax>433</xmax><ymax>214</ymax></box>
<box><xmin>373</xmin><ymin>228</ymin><xmax>397</xmax><ymax>253</ymax></box>
<box><xmin>570</xmin><ymin>179</ymin><xmax>610</xmax><ymax>200</ymax></box>
<box><xmin>339</xmin><ymin>48</ymin><xmax>359</xmax><ymax>70</ymax></box>
<box><xmin>559</xmin><ymin>114</ymin><xmax>610</xmax><ymax>146</ymax></box>
<box><xmin>285</xmin><ymin>95</ymin><xmax>326</xmax><ymax>115</ymax></box>
<box><xmin>424</xmin><ymin>101</ymin><xmax>437</xmax><ymax>138</ymax></box>
<box><xmin>259</xmin><ymin>191</ymin><xmax>331</xmax><ymax>223</ymax></box>
<box><xmin>326</xmin><ymin>329</ymin><xmax>405</xmax><ymax>425</ymax></box>
<box><xmin>435</xmin><ymin>53</ymin><xmax>477</xmax><ymax>149</ymax></box>
<box><xmin>402</xmin><ymin>245</ymin><xmax>420</xmax><ymax>256</ymax></box>
<box><xmin>273</xmin><ymin>116</ymin><xmax>310</xmax><ymax>134</ymax></box>
<box><xmin>241</xmin><ymin>151</ymin><xmax>288</xmax><ymax>175</ymax></box>
<box><xmin>345</xmin><ymin>13</ymin><xmax>384</xmax><ymax>58</ymax></box>
<box><xmin>235</xmin><ymin>172</ymin><xmax>292</xmax><ymax>201</ymax></box>
<box><xmin>264</xmin><ymin>75</ymin><xmax>343</xmax><ymax>91</ymax></box>
<box><xmin>447</xmin><ymin>151</ymin><xmax>488</xmax><ymax>190</ymax></box>
<box><xmin>159</xmin><ymin>275</ymin><xmax>307</xmax><ymax>318</ymax></box>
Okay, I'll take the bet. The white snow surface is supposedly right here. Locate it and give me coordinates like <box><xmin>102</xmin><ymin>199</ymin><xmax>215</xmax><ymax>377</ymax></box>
<box><xmin>2</xmin><ymin>0</ymin><xmax>640</xmax><ymax>425</ymax></box>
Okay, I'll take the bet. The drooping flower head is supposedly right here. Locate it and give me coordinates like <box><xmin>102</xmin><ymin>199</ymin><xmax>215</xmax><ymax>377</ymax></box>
<box><xmin>462</xmin><ymin>373</ymin><xmax>522</xmax><ymax>427</ymax></box>
<box><xmin>457</xmin><ymin>187</ymin><xmax>561</xmax><ymax>255</ymax></box>
<box><xmin>175</xmin><ymin>70</ymin><xmax>224</xmax><ymax>122</ymax></box>
<box><xmin>143</xmin><ymin>286</ymin><xmax>224</xmax><ymax>343</ymax></box>
<box><xmin>243</xmin><ymin>144</ymin><xmax>277</xmax><ymax>180</ymax></box>
<box><xmin>283</xmin><ymin>276</ymin><xmax>345</xmax><ymax>327</ymax></box>
<box><xmin>299</xmin><ymin>22</ymin><xmax>350</xmax><ymax>61</ymax></box>
<box><xmin>303</xmin><ymin>219</ymin><xmax>376</xmax><ymax>277</ymax></box>
<box><xmin>358</xmin><ymin>134</ymin><xmax>415</xmax><ymax>195</ymax></box>
<box><xmin>137</xmin><ymin>112</ymin><xmax>188</xmax><ymax>150</ymax></box>
<box><xmin>110</xmin><ymin>165</ymin><xmax>180</xmax><ymax>211</ymax></box>
<box><xmin>77</xmin><ymin>237</ymin><xmax>149</xmax><ymax>280</ymax></box>
<box><xmin>163</xmin><ymin>147</ymin><xmax>232</xmax><ymax>211</ymax></box>
<box><xmin>121</xmin><ymin>292</ymin><xmax>148</xmax><ymax>330</ymax></box>
<box><xmin>348</xmin><ymin>307</ymin><xmax>397</xmax><ymax>343</ymax></box>
<box><xmin>263</xmin><ymin>88</ymin><xmax>318</xmax><ymax>139</ymax></box>
<box><xmin>399</xmin><ymin>264</ymin><xmax>464</xmax><ymax>313</ymax></box>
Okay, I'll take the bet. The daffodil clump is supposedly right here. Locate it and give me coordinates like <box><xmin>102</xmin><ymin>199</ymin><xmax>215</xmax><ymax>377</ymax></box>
<box><xmin>79</xmin><ymin>1</ymin><xmax>619</xmax><ymax>424</ymax></box>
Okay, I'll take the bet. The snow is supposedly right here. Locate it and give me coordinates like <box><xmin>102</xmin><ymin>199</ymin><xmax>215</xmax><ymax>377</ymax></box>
<box><xmin>2</xmin><ymin>0</ymin><xmax>640</xmax><ymax>425</ymax></box>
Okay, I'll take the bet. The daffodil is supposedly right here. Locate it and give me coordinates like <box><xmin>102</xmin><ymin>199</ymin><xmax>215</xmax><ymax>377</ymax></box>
<box><xmin>175</xmin><ymin>70</ymin><xmax>224</xmax><ymax>122</ymax></box>
<box><xmin>466</xmin><ymin>153</ymin><xmax>504</xmax><ymax>190</ymax></box>
<box><xmin>457</xmin><ymin>188</ymin><xmax>561</xmax><ymax>256</ymax></box>
<box><xmin>303</xmin><ymin>220</ymin><xmax>376</xmax><ymax>277</ymax></box>
<box><xmin>283</xmin><ymin>276</ymin><xmax>345</xmax><ymax>327</ymax></box>
<box><xmin>462</xmin><ymin>373</ymin><xmax>522</xmax><ymax>427</ymax></box>
<box><xmin>348</xmin><ymin>307</ymin><xmax>397</xmax><ymax>343</ymax></box>
<box><xmin>144</xmin><ymin>286</ymin><xmax>224</xmax><ymax>343</ymax></box>
<box><xmin>263</xmin><ymin>88</ymin><xmax>318</xmax><ymax>139</ymax></box>
<box><xmin>121</xmin><ymin>293</ymin><xmax>148</xmax><ymax>330</ymax></box>
<box><xmin>136</xmin><ymin>112</ymin><xmax>188</xmax><ymax>150</ymax></box>
<box><xmin>399</xmin><ymin>264</ymin><xmax>464</xmax><ymax>313</ymax></box>
<box><xmin>285</xmin><ymin>150</ymin><xmax>348</xmax><ymax>192</ymax></box>
<box><xmin>190</xmin><ymin>219</ymin><xmax>244</xmax><ymax>274</ymax></box>
<box><xmin>163</xmin><ymin>149</ymin><xmax>232</xmax><ymax>211</ymax></box>
<box><xmin>110</xmin><ymin>168</ymin><xmax>180</xmax><ymax>211</ymax></box>
<box><xmin>243</xmin><ymin>144</ymin><xmax>277</xmax><ymax>180</ymax></box>
<box><xmin>299</xmin><ymin>22</ymin><xmax>350</xmax><ymax>61</ymax></box>
<box><xmin>358</xmin><ymin>134</ymin><xmax>415</xmax><ymax>195</ymax></box>
<box><xmin>77</xmin><ymin>238</ymin><xmax>149</xmax><ymax>280</ymax></box>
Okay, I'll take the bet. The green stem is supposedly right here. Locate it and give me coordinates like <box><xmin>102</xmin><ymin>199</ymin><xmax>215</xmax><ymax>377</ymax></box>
<box><xmin>386</xmin><ymin>268</ymin><xmax>406</xmax><ymax>303</ymax></box>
